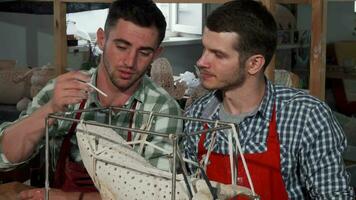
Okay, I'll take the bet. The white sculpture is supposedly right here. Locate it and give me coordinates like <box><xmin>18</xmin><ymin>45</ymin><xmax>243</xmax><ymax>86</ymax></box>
<box><xmin>150</xmin><ymin>57</ymin><xmax>187</xmax><ymax>100</ymax></box>
<box><xmin>76</xmin><ymin>122</ymin><xmax>259</xmax><ymax>200</ymax></box>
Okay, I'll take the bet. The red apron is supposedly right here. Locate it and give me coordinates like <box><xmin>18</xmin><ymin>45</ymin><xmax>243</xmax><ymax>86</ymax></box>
<box><xmin>197</xmin><ymin>107</ymin><xmax>289</xmax><ymax>200</ymax></box>
<box><xmin>52</xmin><ymin>99</ymin><xmax>98</xmax><ymax>192</ymax></box>
<box><xmin>53</xmin><ymin>99</ymin><xmax>137</xmax><ymax>192</ymax></box>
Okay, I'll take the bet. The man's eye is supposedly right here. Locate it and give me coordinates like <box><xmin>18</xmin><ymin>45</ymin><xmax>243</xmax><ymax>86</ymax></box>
<box><xmin>139</xmin><ymin>50</ymin><xmax>152</xmax><ymax>57</ymax></box>
<box><xmin>215</xmin><ymin>52</ymin><xmax>224</xmax><ymax>58</ymax></box>
<box><xmin>117</xmin><ymin>45</ymin><xmax>127</xmax><ymax>50</ymax></box>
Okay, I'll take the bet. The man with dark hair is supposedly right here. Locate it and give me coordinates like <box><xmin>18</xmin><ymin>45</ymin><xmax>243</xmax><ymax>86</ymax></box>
<box><xmin>0</xmin><ymin>0</ymin><xmax>182</xmax><ymax>199</ymax></box>
<box><xmin>184</xmin><ymin>0</ymin><xmax>355</xmax><ymax>199</ymax></box>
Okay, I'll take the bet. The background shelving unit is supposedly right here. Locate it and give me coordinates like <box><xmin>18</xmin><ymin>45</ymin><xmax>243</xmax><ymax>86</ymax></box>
<box><xmin>53</xmin><ymin>0</ymin><xmax>326</xmax><ymax>100</ymax></box>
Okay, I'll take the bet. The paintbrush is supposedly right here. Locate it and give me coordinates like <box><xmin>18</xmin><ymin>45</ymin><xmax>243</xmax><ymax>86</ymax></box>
<box><xmin>78</xmin><ymin>80</ymin><xmax>108</xmax><ymax>97</ymax></box>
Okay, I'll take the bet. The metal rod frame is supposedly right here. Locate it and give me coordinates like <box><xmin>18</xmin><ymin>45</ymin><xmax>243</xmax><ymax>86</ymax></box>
<box><xmin>44</xmin><ymin>106</ymin><xmax>238</xmax><ymax>200</ymax></box>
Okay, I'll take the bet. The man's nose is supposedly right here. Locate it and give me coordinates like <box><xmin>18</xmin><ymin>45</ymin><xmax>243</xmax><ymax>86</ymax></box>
<box><xmin>196</xmin><ymin>51</ymin><xmax>209</xmax><ymax>68</ymax></box>
<box><xmin>124</xmin><ymin>50</ymin><xmax>137</xmax><ymax>67</ymax></box>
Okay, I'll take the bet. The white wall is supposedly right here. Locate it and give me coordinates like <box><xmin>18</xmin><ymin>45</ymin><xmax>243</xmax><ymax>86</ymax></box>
<box><xmin>0</xmin><ymin>11</ymin><xmax>201</xmax><ymax>74</ymax></box>
<box><xmin>0</xmin><ymin>12</ymin><xmax>53</xmax><ymax>68</ymax></box>
<box><xmin>297</xmin><ymin>1</ymin><xmax>356</xmax><ymax>43</ymax></box>
<box><xmin>2</xmin><ymin>2</ymin><xmax>354</xmax><ymax>71</ymax></box>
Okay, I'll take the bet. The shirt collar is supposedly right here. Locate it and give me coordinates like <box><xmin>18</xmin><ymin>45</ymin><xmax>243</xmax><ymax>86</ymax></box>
<box><xmin>203</xmin><ymin>78</ymin><xmax>275</xmax><ymax>121</ymax></box>
<box><xmin>257</xmin><ymin>79</ymin><xmax>275</xmax><ymax>121</ymax></box>
<box><xmin>124</xmin><ymin>75</ymin><xmax>148</xmax><ymax>107</ymax></box>
<box><xmin>201</xmin><ymin>90</ymin><xmax>222</xmax><ymax>119</ymax></box>
<box><xmin>87</xmin><ymin>68</ymin><xmax>100</xmax><ymax>108</ymax></box>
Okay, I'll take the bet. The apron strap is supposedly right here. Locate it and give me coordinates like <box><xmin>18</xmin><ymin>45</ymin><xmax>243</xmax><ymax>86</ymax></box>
<box><xmin>53</xmin><ymin>99</ymin><xmax>87</xmax><ymax>188</ymax></box>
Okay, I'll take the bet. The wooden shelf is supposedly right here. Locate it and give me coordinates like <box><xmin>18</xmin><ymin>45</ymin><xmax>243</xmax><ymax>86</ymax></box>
<box><xmin>53</xmin><ymin>0</ymin><xmax>326</xmax><ymax>100</ymax></box>
<box><xmin>277</xmin><ymin>0</ymin><xmax>310</xmax><ymax>4</ymax></box>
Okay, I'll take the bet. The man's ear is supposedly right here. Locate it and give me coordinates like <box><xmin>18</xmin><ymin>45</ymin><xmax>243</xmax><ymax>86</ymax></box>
<box><xmin>246</xmin><ymin>54</ymin><xmax>265</xmax><ymax>75</ymax></box>
<box><xmin>96</xmin><ymin>28</ymin><xmax>106</xmax><ymax>51</ymax></box>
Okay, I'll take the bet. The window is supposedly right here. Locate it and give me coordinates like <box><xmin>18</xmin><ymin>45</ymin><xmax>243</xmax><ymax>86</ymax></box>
<box><xmin>66</xmin><ymin>4</ymin><xmax>203</xmax><ymax>42</ymax></box>
<box><xmin>157</xmin><ymin>3</ymin><xmax>203</xmax><ymax>36</ymax></box>
<box><xmin>66</xmin><ymin>8</ymin><xmax>108</xmax><ymax>42</ymax></box>
<box><xmin>171</xmin><ymin>3</ymin><xmax>203</xmax><ymax>35</ymax></box>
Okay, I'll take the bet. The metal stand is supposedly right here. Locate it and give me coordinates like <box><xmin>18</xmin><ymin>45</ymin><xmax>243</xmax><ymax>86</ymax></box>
<box><xmin>44</xmin><ymin>106</ymin><xmax>259</xmax><ymax>200</ymax></box>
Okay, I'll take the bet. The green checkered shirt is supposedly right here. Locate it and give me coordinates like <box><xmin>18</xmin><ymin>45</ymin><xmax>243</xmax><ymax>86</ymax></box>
<box><xmin>0</xmin><ymin>68</ymin><xmax>183</xmax><ymax>171</ymax></box>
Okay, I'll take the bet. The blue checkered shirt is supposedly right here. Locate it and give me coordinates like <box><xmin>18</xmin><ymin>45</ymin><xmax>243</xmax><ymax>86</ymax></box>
<box><xmin>183</xmin><ymin>80</ymin><xmax>355</xmax><ymax>199</ymax></box>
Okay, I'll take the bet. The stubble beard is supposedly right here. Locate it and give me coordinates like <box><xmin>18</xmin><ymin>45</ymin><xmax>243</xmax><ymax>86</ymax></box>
<box><xmin>102</xmin><ymin>51</ymin><xmax>145</xmax><ymax>92</ymax></box>
<box><xmin>102</xmin><ymin>52</ymin><xmax>127</xmax><ymax>91</ymax></box>
<box><xmin>221</xmin><ymin>70</ymin><xmax>246</xmax><ymax>92</ymax></box>
<box><xmin>202</xmin><ymin>66</ymin><xmax>246</xmax><ymax>91</ymax></box>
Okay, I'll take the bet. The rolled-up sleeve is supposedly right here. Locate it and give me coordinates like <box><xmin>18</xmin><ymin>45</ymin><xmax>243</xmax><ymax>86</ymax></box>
<box><xmin>0</xmin><ymin>80</ymin><xmax>54</xmax><ymax>171</ymax></box>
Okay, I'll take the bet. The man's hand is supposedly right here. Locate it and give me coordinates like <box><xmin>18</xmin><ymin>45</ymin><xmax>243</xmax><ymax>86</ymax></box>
<box><xmin>48</xmin><ymin>71</ymin><xmax>92</xmax><ymax>113</ymax></box>
<box><xmin>18</xmin><ymin>188</ymin><xmax>101</xmax><ymax>200</ymax></box>
<box><xmin>18</xmin><ymin>188</ymin><xmax>72</xmax><ymax>200</ymax></box>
